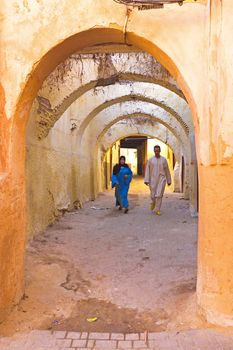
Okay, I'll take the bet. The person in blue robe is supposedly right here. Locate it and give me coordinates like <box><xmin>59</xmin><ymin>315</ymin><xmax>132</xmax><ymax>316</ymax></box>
<box><xmin>112</xmin><ymin>156</ymin><xmax>133</xmax><ymax>213</ymax></box>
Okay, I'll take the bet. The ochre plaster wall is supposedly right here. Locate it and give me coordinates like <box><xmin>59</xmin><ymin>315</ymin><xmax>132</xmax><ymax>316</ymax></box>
<box><xmin>0</xmin><ymin>0</ymin><xmax>233</xmax><ymax>326</ymax></box>
<box><xmin>26</xmin><ymin>106</ymin><xmax>80</xmax><ymax>238</ymax></box>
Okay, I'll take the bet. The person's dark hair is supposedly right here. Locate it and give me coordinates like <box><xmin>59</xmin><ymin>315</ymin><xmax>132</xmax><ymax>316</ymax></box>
<box><xmin>119</xmin><ymin>155</ymin><xmax>126</xmax><ymax>162</ymax></box>
<box><xmin>154</xmin><ymin>145</ymin><xmax>161</xmax><ymax>151</ymax></box>
<box><xmin>113</xmin><ymin>156</ymin><xmax>128</xmax><ymax>175</ymax></box>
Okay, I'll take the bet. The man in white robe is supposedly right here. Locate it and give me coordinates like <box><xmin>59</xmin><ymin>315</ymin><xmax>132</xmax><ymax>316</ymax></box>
<box><xmin>144</xmin><ymin>145</ymin><xmax>171</xmax><ymax>215</ymax></box>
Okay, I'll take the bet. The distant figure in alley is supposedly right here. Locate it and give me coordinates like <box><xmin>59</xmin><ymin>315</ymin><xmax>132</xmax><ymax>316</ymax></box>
<box><xmin>112</xmin><ymin>156</ymin><xmax>133</xmax><ymax>214</ymax></box>
<box><xmin>144</xmin><ymin>145</ymin><xmax>171</xmax><ymax>215</ymax></box>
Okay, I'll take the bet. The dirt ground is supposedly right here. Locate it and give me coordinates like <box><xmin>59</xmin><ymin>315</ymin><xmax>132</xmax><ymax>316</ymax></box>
<box><xmin>0</xmin><ymin>178</ymin><xmax>209</xmax><ymax>336</ymax></box>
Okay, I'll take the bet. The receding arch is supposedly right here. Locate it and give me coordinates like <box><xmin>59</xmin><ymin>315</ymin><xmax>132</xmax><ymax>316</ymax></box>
<box><xmin>96</xmin><ymin>112</ymin><xmax>189</xmax><ymax>151</ymax></box>
<box><xmin>34</xmin><ymin>73</ymin><xmax>185</xmax><ymax>138</ymax></box>
<box><xmin>77</xmin><ymin>95</ymin><xmax>191</xmax><ymax>147</ymax></box>
<box><xmin>35</xmin><ymin>81</ymin><xmax>190</xmax><ymax>139</ymax></box>
<box><xmin>101</xmin><ymin>133</ymin><xmax>178</xmax><ymax>158</ymax></box>
<box><xmin>35</xmin><ymin>50</ymin><xmax>183</xmax><ymax>119</ymax></box>
<box><xmin>78</xmin><ymin>101</ymin><xmax>190</xmax><ymax>157</ymax></box>
<box><xmin>99</xmin><ymin>124</ymin><xmax>180</xmax><ymax>160</ymax></box>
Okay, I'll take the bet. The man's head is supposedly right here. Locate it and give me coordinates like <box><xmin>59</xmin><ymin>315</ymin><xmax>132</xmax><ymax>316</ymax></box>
<box><xmin>154</xmin><ymin>145</ymin><xmax>161</xmax><ymax>158</ymax></box>
<box><xmin>119</xmin><ymin>155</ymin><xmax>126</xmax><ymax>165</ymax></box>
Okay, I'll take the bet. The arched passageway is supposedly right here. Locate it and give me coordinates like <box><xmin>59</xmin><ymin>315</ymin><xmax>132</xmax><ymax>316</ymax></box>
<box><xmin>1</xmin><ymin>0</ymin><xmax>233</xmax><ymax>330</ymax></box>
<box><xmin>0</xmin><ymin>29</ymin><xmax>212</xmax><ymax>329</ymax></box>
<box><xmin>9</xmin><ymin>37</ymin><xmax>201</xmax><ymax>332</ymax></box>
<box><xmin>26</xmin><ymin>71</ymin><xmax>198</xmax><ymax>235</ymax></box>
<box><xmin>5</xmin><ymin>39</ymin><xmax>200</xmax><ymax>332</ymax></box>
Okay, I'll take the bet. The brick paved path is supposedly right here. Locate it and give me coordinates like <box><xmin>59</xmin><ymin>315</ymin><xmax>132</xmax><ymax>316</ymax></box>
<box><xmin>0</xmin><ymin>329</ymin><xmax>233</xmax><ymax>350</ymax></box>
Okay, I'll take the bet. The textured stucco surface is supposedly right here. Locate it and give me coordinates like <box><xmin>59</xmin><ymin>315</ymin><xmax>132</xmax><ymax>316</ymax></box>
<box><xmin>26</xmin><ymin>105</ymin><xmax>79</xmax><ymax>238</ymax></box>
<box><xmin>0</xmin><ymin>0</ymin><xmax>233</xmax><ymax>326</ymax></box>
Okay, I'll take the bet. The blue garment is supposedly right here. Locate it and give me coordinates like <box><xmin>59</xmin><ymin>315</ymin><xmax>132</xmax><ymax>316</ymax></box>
<box><xmin>112</xmin><ymin>166</ymin><xmax>132</xmax><ymax>208</ymax></box>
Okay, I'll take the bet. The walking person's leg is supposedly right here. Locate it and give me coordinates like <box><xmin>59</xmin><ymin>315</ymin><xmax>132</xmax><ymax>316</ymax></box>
<box><xmin>150</xmin><ymin>199</ymin><xmax>156</xmax><ymax>211</ymax></box>
<box><xmin>154</xmin><ymin>177</ymin><xmax>166</xmax><ymax>215</ymax></box>
<box><xmin>155</xmin><ymin>196</ymin><xmax>163</xmax><ymax>215</ymax></box>
<box><xmin>115</xmin><ymin>187</ymin><xmax>122</xmax><ymax>210</ymax></box>
<box><xmin>150</xmin><ymin>188</ymin><xmax>156</xmax><ymax>211</ymax></box>
<box><xmin>122</xmin><ymin>187</ymin><xmax>129</xmax><ymax>214</ymax></box>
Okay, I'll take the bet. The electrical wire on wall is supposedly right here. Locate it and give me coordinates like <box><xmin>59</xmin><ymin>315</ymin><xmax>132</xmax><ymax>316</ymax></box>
<box><xmin>113</xmin><ymin>0</ymin><xmax>184</xmax><ymax>10</ymax></box>
<box><xmin>123</xmin><ymin>7</ymin><xmax>132</xmax><ymax>45</ymax></box>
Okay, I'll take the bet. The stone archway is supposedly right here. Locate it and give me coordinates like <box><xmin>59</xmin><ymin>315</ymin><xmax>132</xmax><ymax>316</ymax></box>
<box><xmin>0</xmin><ymin>27</ymin><xmax>201</xmax><ymax>323</ymax></box>
<box><xmin>0</xmin><ymin>24</ymin><xmax>201</xmax><ymax>321</ymax></box>
<box><xmin>35</xmin><ymin>81</ymin><xmax>189</xmax><ymax>140</ymax></box>
<box><xmin>32</xmin><ymin>50</ymin><xmax>184</xmax><ymax>139</ymax></box>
